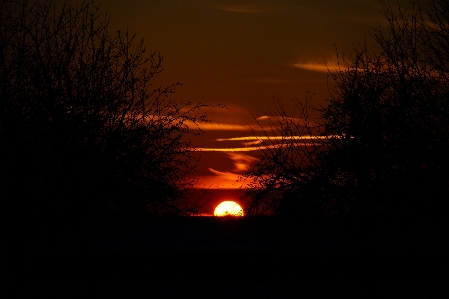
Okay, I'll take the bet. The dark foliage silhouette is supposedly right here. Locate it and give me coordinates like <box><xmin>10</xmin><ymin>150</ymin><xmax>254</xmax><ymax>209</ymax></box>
<box><xmin>0</xmin><ymin>0</ymin><xmax>210</xmax><ymax>217</ymax></box>
<box><xmin>242</xmin><ymin>0</ymin><xmax>449</xmax><ymax>219</ymax></box>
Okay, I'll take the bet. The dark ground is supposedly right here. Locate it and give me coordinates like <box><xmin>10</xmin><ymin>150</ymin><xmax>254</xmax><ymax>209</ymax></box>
<box><xmin>2</xmin><ymin>215</ymin><xmax>449</xmax><ymax>298</ymax></box>
<box><xmin>7</xmin><ymin>215</ymin><xmax>449</xmax><ymax>252</ymax></box>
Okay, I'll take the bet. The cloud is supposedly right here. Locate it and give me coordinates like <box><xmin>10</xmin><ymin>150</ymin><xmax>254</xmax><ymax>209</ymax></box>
<box><xmin>187</xmin><ymin>142</ymin><xmax>323</xmax><ymax>152</ymax></box>
<box><xmin>193</xmin><ymin>168</ymin><xmax>250</xmax><ymax>189</ymax></box>
<box><xmin>180</xmin><ymin>104</ymin><xmax>276</xmax><ymax>131</ymax></box>
<box><xmin>184</xmin><ymin>120</ymin><xmax>276</xmax><ymax>131</ymax></box>
<box><xmin>185</xmin><ymin>121</ymin><xmax>252</xmax><ymax>131</ymax></box>
<box><xmin>226</xmin><ymin>152</ymin><xmax>258</xmax><ymax>172</ymax></box>
<box><xmin>187</xmin><ymin>146</ymin><xmax>262</xmax><ymax>152</ymax></box>
<box><xmin>293</xmin><ymin>61</ymin><xmax>341</xmax><ymax>73</ymax></box>
<box><xmin>242</xmin><ymin>139</ymin><xmax>263</xmax><ymax>146</ymax></box>
<box><xmin>186</xmin><ymin>134</ymin><xmax>343</xmax><ymax>152</ymax></box>
<box><xmin>215</xmin><ymin>135</ymin><xmax>335</xmax><ymax>142</ymax></box>
<box><xmin>190</xmin><ymin>152</ymin><xmax>259</xmax><ymax>189</ymax></box>
<box><xmin>183</xmin><ymin>113</ymin><xmax>319</xmax><ymax>131</ymax></box>
<box><xmin>293</xmin><ymin>59</ymin><xmax>371</xmax><ymax>73</ymax></box>
<box><xmin>256</xmin><ymin>115</ymin><xmax>319</xmax><ymax>127</ymax></box>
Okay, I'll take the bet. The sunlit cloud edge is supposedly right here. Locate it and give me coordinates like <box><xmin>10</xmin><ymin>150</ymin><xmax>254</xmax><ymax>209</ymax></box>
<box><xmin>293</xmin><ymin>62</ymin><xmax>341</xmax><ymax>73</ymax></box>
<box><xmin>187</xmin><ymin>143</ymin><xmax>324</xmax><ymax>152</ymax></box>
<box><xmin>184</xmin><ymin>120</ymin><xmax>272</xmax><ymax>131</ymax></box>
<box><xmin>215</xmin><ymin>135</ymin><xmax>339</xmax><ymax>142</ymax></box>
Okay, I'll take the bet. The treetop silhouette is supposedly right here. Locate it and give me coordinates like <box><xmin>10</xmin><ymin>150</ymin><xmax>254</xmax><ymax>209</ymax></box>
<box><xmin>0</xmin><ymin>0</ymin><xmax>211</xmax><ymax>216</ymax></box>
<box><xmin>242</xmin><ymin>0</ymin><xmax>449</xmax><ymax>219</ymax></box>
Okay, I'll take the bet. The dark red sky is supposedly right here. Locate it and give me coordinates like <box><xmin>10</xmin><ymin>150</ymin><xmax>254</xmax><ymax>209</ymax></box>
<box><xmin>70</xmin><ymin>0</ymin><xmax>411</xmax><ymax>212</ymax></box>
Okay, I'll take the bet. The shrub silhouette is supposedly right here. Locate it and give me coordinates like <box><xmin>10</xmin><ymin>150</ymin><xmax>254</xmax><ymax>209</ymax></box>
<box><xmin>242</xmin><ymin>0</ymin><xmax>449</xmax><ymax>219</ymax></box>
<box><xmin>0</xmin><ymin>0</ymin><xmax>210</xmax><ymax>217</ymax></box>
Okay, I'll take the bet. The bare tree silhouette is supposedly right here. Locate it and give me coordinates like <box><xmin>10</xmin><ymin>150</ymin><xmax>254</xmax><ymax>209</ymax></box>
<box><xmin>241</xmin><ymin>96</ymin><xmax>328</xmax><ymax>217</ymax></box>
<box><xmin>242</xmin><ymin>0</ymin><xmax>449</xmax><ymax>219</ymax></box>
<box><xmin>0</xmin><ymin>0</ymin><xmax>211</xmax><ymax>217</ymax></box>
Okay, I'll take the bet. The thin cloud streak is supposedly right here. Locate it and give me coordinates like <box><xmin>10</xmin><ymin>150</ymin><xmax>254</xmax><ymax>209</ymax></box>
<box><xmin>216</xmin><ymin>135</ymin><xmax>338</xmax><ymax>142</ymax></box>
<box><xmin>293</xmin><ymin>62</ymin><xmax>341</xmax><ymax>73</ymax></box>
<box><xmin>184</xmin><ymin>120</ymin><xmax>272</xmax><ymax>131</ymax></box>
<box><xmin>187</xmin><ymin>147</ymin><xmax>262</xmax><ymax>152</ymax></box>
<box><xmin>187</xmin><ymin>142</ymin><xmax>324</xmax><ymax>152</ymax></box>
<box><xmin>193</xmin><ymin>122</ymin><xmax>251</xmax><ymax>131</ymax></box>
<box><xmin>187</xmin><ymin>135</ymin><xmax>343</xmax><ymax>152</ymax></box>
<box><xmin>243</xmin><ymin>139</ymin><xmax>263</xmax><ymax>146</ymax></box>
<box><xmin>256</xmin><ymin>115</ymin><xmax>319</xmax><ymax>127</ymax></box>
<box><xmin>294</xmin><ymin>60</ymin><xmax>367</xmax><ymax>73</ymax></box>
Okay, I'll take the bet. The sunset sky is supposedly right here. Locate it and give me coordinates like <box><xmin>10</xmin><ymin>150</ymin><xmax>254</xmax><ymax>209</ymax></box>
<box><xmin>86</xmin><ymin>0</ymin><xmax>410</xmax><ymax>212</ymax></box>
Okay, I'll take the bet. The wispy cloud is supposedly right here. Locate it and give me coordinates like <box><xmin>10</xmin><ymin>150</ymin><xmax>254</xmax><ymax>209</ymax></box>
<box><xmin>187</xmin><ymin>146</ymin><xmax>262</xmax><ymax>152</ymax></box>
<box><xmin>226</xmin><ymin>152</ymin><xmax>258</xmax><ymax>172</ymax></box>
<box><xmin>293</xmin><ymin>61</ymin><xmax>341</xmax><ymax>73</ymax></box>
<box><xmin>187</xmin><ymin>134</ymin><xmax>341</xmax><ymax>152</ymax></box>
<box><xmin>215</xmin><ymin>135</ymin><xmax>335</xmax><ymax>142</ymax></box>
<box><xmin>256</xmin><ymin>115</ymin><xmax>319</xmax><ymax>127</ymax></box>
<box><xmin>193</xmin><ymin>168</ymin><xmax>252</xmax><ymax>189</ymax></box>
<box><xmin>185</xmin><ymin>120</ymin><xmax>252</xmax><ymax>131</ymax></box>
<box><xmin>242</xmin><ymin>139</ymin><xmax>263</xmax><ymax>146</ymax></box>
<box><xmin>192</xmin><ymin>115</ymin><xmax>318</xmax><ymax>131</ymax></box>
<box><xmin>192</xmin><ymin>153</ymin><xmax>259</xmax><ymax>189</ymax></box>
<box><xmin>293</xmin><ymin>59</ymin><xmax>372</xmax><ymax>73</ymax></box>
<box><xmin>188</xmin><ymin>142</ymin><xmax>323</xmax><ymax>152</ymax></box>
<box><xmin>179</xmin><ymin>104</ymin><xmax>277</xmax><ymax>131</ymax></box>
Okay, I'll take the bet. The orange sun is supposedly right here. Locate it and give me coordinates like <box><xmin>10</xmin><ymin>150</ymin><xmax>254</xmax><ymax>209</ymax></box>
<box><xmin>214</xmin><ymin>201</ymin><xmax>244</xmax><ymax>217</ymax></box>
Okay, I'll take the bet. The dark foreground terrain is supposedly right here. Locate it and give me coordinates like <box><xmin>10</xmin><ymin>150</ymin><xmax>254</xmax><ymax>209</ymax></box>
<box><xmin>6</xmin><ymin>214</ymin><xmax>449</xmax><ymax>252</ymax></box>
<box><xmin>2</xmin><ymin>215</ymin><xmax>449</xmax><ymax>298</ymax></box>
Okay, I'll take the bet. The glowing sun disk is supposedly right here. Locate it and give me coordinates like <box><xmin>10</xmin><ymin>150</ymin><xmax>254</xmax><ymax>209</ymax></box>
<box><xmin>214</xmin><ymin>201</ymin><xmax>244</xmax><ymax>217</ymax></box>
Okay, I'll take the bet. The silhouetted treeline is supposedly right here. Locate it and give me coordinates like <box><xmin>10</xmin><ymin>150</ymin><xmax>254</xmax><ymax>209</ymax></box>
<box><xmin>0</xmin><ymin>0</ymin><xmax>208</xmax><ymax>218</ymax></box>
<box><xmin>243</xmin><ymin>0</ymin><xmax>449</xmax><ymax>220</ymax></box>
